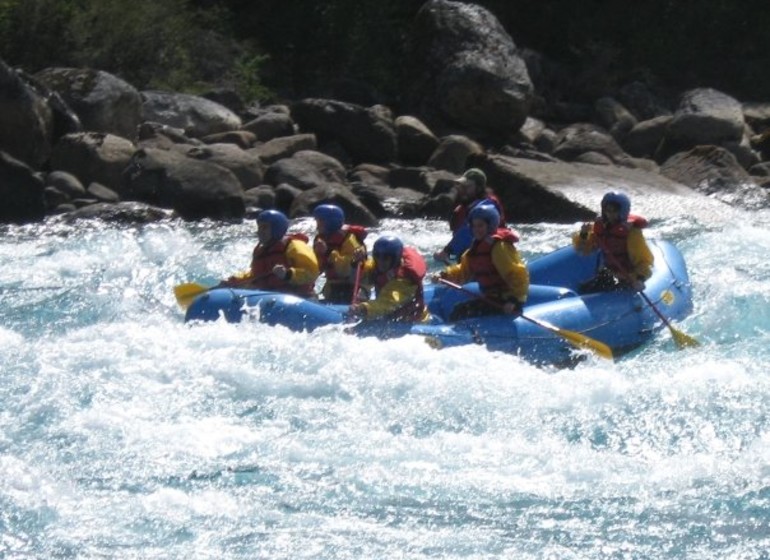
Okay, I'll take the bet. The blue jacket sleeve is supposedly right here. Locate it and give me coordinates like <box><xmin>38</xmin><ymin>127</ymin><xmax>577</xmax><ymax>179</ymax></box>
<box><xmin>445</xmin><ymin>224</ymin><xmax>473</xmax><ymax>258</ymax></box>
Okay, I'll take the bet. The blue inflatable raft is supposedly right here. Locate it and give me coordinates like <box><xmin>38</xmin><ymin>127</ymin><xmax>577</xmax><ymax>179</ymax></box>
<box><xmin>184</xmin><ymin>240</ymin><xmax>694</xmax><ymax>365</ymax></box>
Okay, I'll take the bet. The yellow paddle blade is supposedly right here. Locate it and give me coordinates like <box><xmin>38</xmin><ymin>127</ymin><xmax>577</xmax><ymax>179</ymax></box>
<box><xmin>523</xmin><ymin>315</ymin><xmax>614</xmax><ymax>360</ymax></box>
<box><xmin>557</xmin><ymin>326</ymin><xmax>615</xmax><ymax>360</ymax></box>
<box><xmin>670</xmin><ymin>326</ymin><xmax>700</xmax><ymax>348</ymax></box>
<box><xmin>173</xmin><ymin>282</ymin><xmax>210</xmax><ymax>310</ymax></box>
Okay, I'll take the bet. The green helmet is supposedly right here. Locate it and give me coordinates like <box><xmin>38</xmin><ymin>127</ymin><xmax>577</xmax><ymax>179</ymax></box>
<box><xmin>461</xmin><ymin>168</ymin><xmax>487</xmax><ymax>189</ymax></box>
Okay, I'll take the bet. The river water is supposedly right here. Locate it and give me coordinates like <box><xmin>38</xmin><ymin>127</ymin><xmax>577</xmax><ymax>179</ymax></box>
<box><xmin>2</xmin><ymin>202</ymin><xmax>769</xmax><ymax>559</ymax></box>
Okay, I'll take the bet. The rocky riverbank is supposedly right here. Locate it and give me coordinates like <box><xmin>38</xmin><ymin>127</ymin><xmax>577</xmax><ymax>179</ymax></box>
<box><xmin>1</xmin><ymin>0</ymin><xmax>769</xmax><ymax>228</ymax></box>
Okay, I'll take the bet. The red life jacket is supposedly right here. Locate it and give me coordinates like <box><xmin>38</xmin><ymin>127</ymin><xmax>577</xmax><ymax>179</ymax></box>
<box><xmin>313</xmin><ymin>225</ymin><xmax>367</xmax><ymax>281</ymax></box>
<box><xmin>449</xmin><ymin>194</ymin><xmax>506</xmax><ymax>232</ymax></box>
<box><xmin>466</xmin><ymin>228</ymin><xmax>520</xmax><ymax>294</ymax></box>
<box><xmin>592</xmin><ymin>214</ymin><xmax>648</xmax><ymax>274</ymax></box>
<box><xmin>251</xmin><ymin>233</ymin><xmax>314</xmax><ymax>297</ymax></box>
<box><xmin>371</xmin><ymin>246</ymin><xmax>427</xmax><ymax>322</ymax></box>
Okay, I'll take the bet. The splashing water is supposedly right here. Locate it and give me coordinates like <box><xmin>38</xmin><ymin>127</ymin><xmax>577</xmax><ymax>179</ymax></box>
<box><xmin>1</xmin><ymin>208</ymin><xmax>769</xmax><ymax>559</ymax></box>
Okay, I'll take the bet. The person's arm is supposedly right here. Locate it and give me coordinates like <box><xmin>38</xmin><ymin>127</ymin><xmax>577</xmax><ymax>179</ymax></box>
<box><xmin>360</xmin><ymin>278</ymin><xmax>418</xmax><ymax>319</ymax></box>
<box><xmin>491</xmin><ymin>242</ymin><xmax>529</xmax><ymax>303</ymax></box>
<box><xmin>438</xmin><ymin>253</ymin><xmax>472</xmax><ymax>284</ymax></box>
<box><xmin>219</xmin><ymin>269</ymin><xmax>253</xmax><ymax>287</ymax></box>
<box><xmin>328</xmin><ymin>234</ymin><xmax>363</xmax><ymax>279</ymax></box>
<box><xmin>284</xmin><ymin>240</ymin><xmax>320</xmax><ymax>285</ymax></box>
<box><xmin>627</xmin><ymin>228</ymin><xmax>654</xmax><ymax>280</ymax></box>
<box><xmin>444</xmin><ymin>224</ymin><xmax>473</xmax><ymax>257</ymax></box>
<box><xmin>572</xmin><ymin>223</ymin><xmax>598</xmax><ymax>255</ymax></box>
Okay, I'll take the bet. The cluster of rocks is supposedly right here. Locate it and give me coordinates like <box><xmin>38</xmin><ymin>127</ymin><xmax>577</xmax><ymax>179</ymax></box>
<box><xmin>1</xmin><ymin>0</ymin><xmax>769</xmax><ymax>227</ymax></box>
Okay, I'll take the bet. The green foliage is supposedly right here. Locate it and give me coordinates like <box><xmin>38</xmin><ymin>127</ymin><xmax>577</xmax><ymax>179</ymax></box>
<box><xmin>230</xmin><ymin>52</ymin><xmax>273</xmax><ymax>103</ymax></box>
<box><xmin>67</xmin><ymin>0</ymin><xmax>205</xmax><ymax>90</ymax></box>
<box><xmin>0</xmin><ymin>0</ymin><xmax>77</xmax><ymax>69</ymax></box>
<box><xmin>0</xmin><ymin>0</ymin><xmax>273</xmax><ymax>100</ymax></box>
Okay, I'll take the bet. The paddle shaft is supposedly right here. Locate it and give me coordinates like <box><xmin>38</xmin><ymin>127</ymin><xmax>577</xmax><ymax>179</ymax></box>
<box><xmin>350</xmin><ymin>262</ymin><xmax>363</xmax><ymax>305</ymax></box>
<box><xmin>437</xmin><ymin>277</ymin><xmax>613</xmax><ymax>359</ymax></box>
<box><xmin>174</xmin><ymin>272</ymin><xmax>274</xmax><ymax>309</ymax></box>
<box><xmin>437</xmin><ymin>278</ymin><xmax>510</xmax><ymax>313</ymax></box>
<box><xmin>593</xmin><ymin>236</ymin><xmax>673</xmax><ymax>325</ymax></box>
<box><xmin>593</xmin><ymin>231</ymin><xmax>699</xmax><ymax>347</ymax></box>
<box><xmin>438</xmin><ymin>278</ymin><xmax>556</xmax><ymax>332</ymax></box>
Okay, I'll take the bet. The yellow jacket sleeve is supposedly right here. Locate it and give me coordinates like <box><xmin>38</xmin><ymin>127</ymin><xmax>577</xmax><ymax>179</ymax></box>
<box><xmin>491</xmin><ymin>242</ymin><xmax>529</xmax><ymax>302</ymax></box>
<box><xmin>627</xmin><ymin>227</ymin><xmax>654</xmax><ymax>280</ymax></box>
<box><xmin>441</xmin><ymin>251</ymin><xmax>473</xmax><ymax>285</ymax></box>
<box><xmin>286</xmin><ymin>239</ymin><xmax>320</xmax><ymax>286</ymax></box>
<box><xmin>572</xmin><ymin>230</ymin><xmax>598</xmax><ymax>255</ymax></box>
<box><xmin>328</xmin><ymin>233</ymin><xmax>364</xmax><ymax>279</ymax></box>
<box><xmin>361</xmin><ymin>278</ymin><xmax>419</xmax><ymax>320</ymax></box>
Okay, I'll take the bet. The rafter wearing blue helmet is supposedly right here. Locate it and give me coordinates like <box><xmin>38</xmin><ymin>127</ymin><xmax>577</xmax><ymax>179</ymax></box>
<box><xmin>434</xmin><ymin>203</ymin><xmax>528</xmax><ymax>321</ymax></box>
<box><xmin>219</xmin><ymin>209</ymin><xmax>319</xmax><ymax>297</ymax></box>
<box><xmin>312</xmin><ymin>204</ymin><xmax>368</xmax><ymax>303</ymax></box>
<box><xmin>348</xmin><ymin>234</ymin><xmax>429</xmax><ymax>323</ymax></box>
<box><xmin>573</xmin><ymin>191</ymin><xmax>654</xmax><ymax>293</ymax></box>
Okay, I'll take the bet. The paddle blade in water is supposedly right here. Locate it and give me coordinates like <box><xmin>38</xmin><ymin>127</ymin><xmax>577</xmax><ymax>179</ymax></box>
<box><xmin>174</xmin><ymin>282</ymin><xmax>210</xmax><ymax>310</ymax></box>
<box><xmin>524</xmin><ymin>315</ymin><xmax>614</xmax><ymax>360</ymax></box>
<box><xmin>671</xmin><ymin>326</ymin><xmax>700</xmax><ymax>348</ymax></box>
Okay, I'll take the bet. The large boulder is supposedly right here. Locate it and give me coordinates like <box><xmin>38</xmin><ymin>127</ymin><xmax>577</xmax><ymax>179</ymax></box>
<box><xmin>395</xmin><ymin>115</ymin><xmax>439</xmax><ymax>165</ymax></box>
<box><xmin>552</xmin><ymin>123</ymin><xmax>640</xmax><ymax>169</ymax></box>
<box><xmin>140</xmin><ymin>90</ymin><xmax>242</xmax><ymax>138</ymax></box>
<box><xmin>289</xmin><ymin>184</ymin><xmax>378</xmax><ymax>226</ymax></box>
<box><xmin>660</xmin><ymin>145</ymin><xmax>768</xmax><ymax>209</ymax></box>
<box><xmin>242</xmin><ymin>107</ymin><xmax>296</xmax><ymax>141</ymax></box>
<box><xmin>183</xmin><ymin>143</ymin><xmax>265</xmax><ymax>190</ymax></box>
<box><xmin>657</xmin><ymin>88</ymin><xmax>746</xmax><ymax>162</ymax></box>
<box><xmin>426</xmin><ymin>134</ymin><xmax>484</xmax><ymax>174</ymax></box>
<box><xmin>594</xmin><ymin>96</ymin><xmax>637</xmax><ymax>141</ymax></box>
<box><xmin>35</xmin><ymin>67</ymin><xmax>142</xmax><ymax>140</ymax></box>
<box><xmin>50</xmin><ymin>132</ymin><xmax>136</xmax><ymax>195</ymax></box>
<box><xmin>0</xmin><ymin>150</ymin><xmax>46</xmax><ymax>223</ymax></box>
<box><xmin>621</xmin><ymin>116</ymin><xmax>672</xmax><ymax>159</ymax></box>
<box><xmin>263</xmin><ymin>150</ymin><xmax>347</xmax><ymax>191</ymax></box>
<box><xmin>406</xmin><ymin>0</ymin><xmax>533</xmax><ymax>134</ymax></box>
<box><xmin>0</xmin><ymin>59</ymin><xmax>55</xmax><ymax>168</ymax></box>
<box><xmin>123</xmin><ymin>147</ymin><xmax>245</xmax><ymax>220</ymax></box>
<box><xmin>291</xmin><ymin>98</ymin><xmax>396</xmax><ymax>163</ymax></box>
<box><xmin>248</xmin><ymin>133</ymin><xmax>317</xmax><ymax>165</ymax></box>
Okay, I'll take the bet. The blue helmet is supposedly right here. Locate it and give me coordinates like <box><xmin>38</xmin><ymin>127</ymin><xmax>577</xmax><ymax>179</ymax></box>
<box><xmin>257</xmin><ymin>209</ymin><xmax>289</xmax><ymax>240</ymax></box>
<box><xmin>468</xmin><ymin>203</ymin><xmax>500</xmax><ymax>231</ymax></box>
<box><xmin>372</xmin><ymin>235</ymin><xmax>403</xmax><ymax>264</ymax></box>
<box><xmin>601</xmin><ymin>191</ymin><xmax>631</xmax><ymax>222</ymax></box>
<box><xmin>312</xmin><ymin>204</ymin><xmax>344</xmax><ymax>234</ymax></box>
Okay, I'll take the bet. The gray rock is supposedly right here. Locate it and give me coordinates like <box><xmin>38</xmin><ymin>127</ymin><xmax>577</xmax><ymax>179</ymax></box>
<box><xmin>141</xmin><ymin>90</ymin><xmax>242</xmax><ymax>138</ymax></box>
<box><xmin>123</xmin><ymin>147</ymin><xmax>245</xmax><ymax>220</ymax></box>
<box><xmin>289</xmin><ymin>184</ymin><xmax>378</xmax><ymax>226</ymax></box>
<box><xmin>50</xmin><ymin>132</ymin><xmax>136</xmax><ymax>195</ymax></box>
<box><xmin>86</xmin><ymin>182</ymin><xmax>120</xmax><ymax>203</ymax></box>
<box><xmin>36</xmin><ymin>67</ymin><xmax>142</xmax><ymax>140</ymax></box>
<box><xmin>0</xmin><ymin>150</ymin><xmax>46</xmax><ymax>223</ymax></box>
<box><xmin>427</xmin><ymin>134</ymin><xmax>484</xmax><ymax>174</ymax></box>
<box><xmin>291</xmin><ymin>98</ymin><xmax>396</xmax><ymax>163</ymax></box>
<box><xmin>249</xmin><ymin>134</ymin><xmax>317</xmax><ymax>165</ymax></box>
<box><xmin>184</xmin><ymin>143</ymin><xmax>265</xmax><ymax>190</ymax></box>
<box><xmin>407</xmin><ymin>0</ymin><xmax>533</xmax><ymax>132</ymax></box>
<box><xmin>395</xmin><ymin>115</ymin><xmax>439</xmax><ymax>166</ymax></box>
<box><xmin>0</xmin><ymin>60</ymin><xmax>54</xmax><ymax>168</ymax></box>
<box><xmin>243</xmin><ymin>110</ymin><xmax>296</xmax><ymax>141</ymax></box>
<box><xmin>46</xmin><ymin>170</ymin><xmax>86</xmax><ymax>198</ymax></box>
